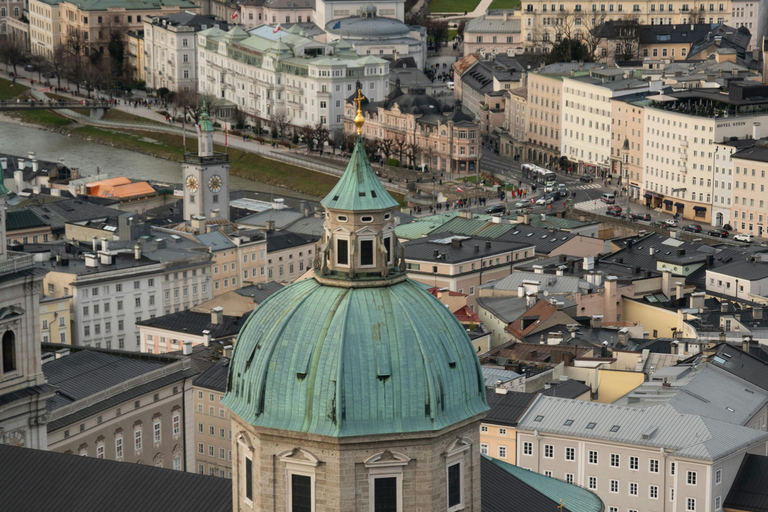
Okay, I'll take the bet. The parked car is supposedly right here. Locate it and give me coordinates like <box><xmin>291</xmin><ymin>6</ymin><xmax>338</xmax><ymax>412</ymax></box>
<box><xmin>629</xmin><ymin>213</ymin><xmax>652</xmax><ymax>221</ymax></box>
<box><xmin>605</xmin><ymin>209</ymin><xmax>624</xmax><ymax>217</ymax></box>
<box><xmin>650</xmin><ymin>220</ymin><xmax>666</xmax><ymax>228</ymax></box>
<box><xmin>579</xmin><ymin>176</ymin><xmax>593</xmax><ymax>183</ymax></box>
<box><xmin>723</xmin><ymin>224</ymin><xmax>733</xmax><ymax>231</ymax></box>
<box><xmin>24</xmin><ymin>64</ymin><xmax>35</xmax><ymax>72</ymax></box>
<box><xmin>485</xmin><ymin>204</ymin><xmax>506</xmax><ymax>214</ymax></box>
<box><xmin>682</xmin><ymin>224</ymin><xmax>702</xmax><ymax>233</ymax></box>
<box><xmin>607</xmin><ymin>205</ymin><xmax>623</xmax><ymax>213</ymax></box>
<box><xmin>733</xmin><ymin>233</ymin><xmax>754</xmax><ymax>242</ymax></box>
<box><xmin>662</xmin><ymin>219</ymin><xmax>678</xmax><ymax>227</ymax></box>
<box><xmin>447</xmin><ymin>81</ymin><xmax>455</xmax><ymax>90</ymax></box>
<box><xmin>514</xmin><ymin>199</ymin><xmax>528</xmax><ymax>208</ymax></box>
<box><xmin>708</xmin><ymin>229</ymin><xmax>729</xmax><ymax>238</ymax></box>
<box><xmin>536</xmin><ymin>195</ymin><xmax>553</xmax><ymax>205</ymax></box>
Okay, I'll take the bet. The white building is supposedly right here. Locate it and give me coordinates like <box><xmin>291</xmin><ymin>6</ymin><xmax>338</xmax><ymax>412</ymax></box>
<box><xmin>196</xmin><ymin>24</ymin><xmax>389</xmax><ymax>132</ymax></box>
<box><xmin>561</xmin><ymin>69</ymin><xmax>651</xmax><ymax>176</ymax></box>
<box><xmin>28</xmin><ymin>0</ymin><xmax>60</xmax><ymax>59</ymax></box>
<box><xmin>730</xmin><ymin>0</ymin><xmax>764</xmax><ymax>49</ymax></box>
<box><xmin>144</xmin><ymin>12</ymin><xmax>228</xmax><ymax>92</ymax></box>
<box><xmin>712</xmin><ymin>138</ymin><xmax>747</xmax><ymax>228</ymax></box>
<box><xmin>312</xmin><ymin>0</ymin><xmax>404</xmax><ymax>28</ymax></box>
<box><xmin>706</xmin><ymin>255</ymin><xmax>768</xmax><ymax>300</ymax></box>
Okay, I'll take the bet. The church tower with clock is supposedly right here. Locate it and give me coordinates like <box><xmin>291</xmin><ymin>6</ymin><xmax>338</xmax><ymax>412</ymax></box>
<box><xmin>182</xmin><ymin>101</ymin><xmax>230</xmax><ymax>221</ymax></box>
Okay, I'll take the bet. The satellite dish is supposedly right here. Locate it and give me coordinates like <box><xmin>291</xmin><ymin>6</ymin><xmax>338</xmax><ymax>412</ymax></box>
<box><xmin>543</xmin><ymin>291</ymin><xmax>549</xmax><ymax>296</ymax></box>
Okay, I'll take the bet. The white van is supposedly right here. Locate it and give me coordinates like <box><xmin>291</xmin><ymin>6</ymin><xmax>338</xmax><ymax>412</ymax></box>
<box><xmin>601</xmin><ymin>193</ymin><xmax>616</xmax><ymax>204</ymax></box>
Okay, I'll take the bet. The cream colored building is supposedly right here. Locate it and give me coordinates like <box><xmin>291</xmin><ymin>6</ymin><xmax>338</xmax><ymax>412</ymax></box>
<box><xmin>127</xmin><ymin>29</ymin><xmax>145</xmax><ymax>82</ymax></box>
<box><xmin>611</xmin><ymin>97</ymin><xmax>644</xmax><ymax>201</ymax></box>
<box><xmin>463</xmin><ymin>10</ymin><xmax>522</xmax><ymax>57</ymax></box>
<box><xmin>188</xmin><ymin>357</ymin><xmax>232</xmax><ymax>477</ymax></box>
<box><xmin>520</xmin><ymin>0</ymin><xmax>731</xmax><ymax>52</ymax></box>
<box><xmin>500</xmin><ymin>87</ymin><xmax>527</xmax><ymax>159</ymax></box>
<box><xmin>39</xmin><ymin>295</ymin><xmax>72</xmax><ymax>345</ymax></box>
<box><xmin>239</xmin><ymin>1</ymin><xmax>314</xmax><ymax>28</ymax></box>
<box><xmin>562</xmin><ymin>69</ymin><xmax>650</xmax><ymax>177</ymax></box>
<box><xmin>729</xmin><ymin>142</ymin><xmax>768</xmax><ymax>236</ymax></box>
<box><xmin>516</xmin><ymin>395</ymin><xmax>768</xmax><ymax>512</ymax></box>
<box><xmin>29</xmin><ymin>0</ymin><xmax>60</xmax><ymax>59</ymax></box>
<box><xmin>527</xmin><ymin>71</ymin><xmax>564</xmax><ymax>167</ymax></box>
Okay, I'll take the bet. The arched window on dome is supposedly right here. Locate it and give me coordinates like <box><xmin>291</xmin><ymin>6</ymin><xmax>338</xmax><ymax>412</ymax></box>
<box><xmin>445</xmin><ymin>437</ymin><xmax>472</xmax><ymax>512</ymax></box>
<box><xmin>2</xmin><ymin>330</ymin><xmax>16</xmax><ymax>373</ymax></box>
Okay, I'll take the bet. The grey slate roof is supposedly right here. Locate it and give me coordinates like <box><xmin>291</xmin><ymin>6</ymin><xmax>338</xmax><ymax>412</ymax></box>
<box><xmin>27</xmin><ymin>198</ymin><xmax>121</xmax><ymax>233</ymax></box>
<box><xmin>482</xmin><ymin>367</ymin><xmax>521</xmax><ymax>387</ymax></box>
<box><xmin>540</xmin><ymin>379</ymin><xmax>591</xmax><ymax>399</ymax></box>
<box><xmin>0</xmin><ymin>444</ymin><xmax>231</xmax><ymax>512</ymax></box>
<box><xmin>192</xmin><ymin>357</ymin><xmax>229</xmax><ymax>392</ymax></box>
<box><xmin>475</xmin><ymin>296</ymin><xmax>529</xmax><ymax>324</ymax></box>
<box><xmin>493</xmin><ymin>224</ymin><xmax>579</xmax><ymax>255</ymax></box>
<box><xmin>43</xmin><ymin>350</ymin><xmax>167</xmax><ymax>411</ymax></box>
<box><xmin>136</xmin><ymin>310</ymin><xmax>249</xmax><ymax>339</ymax></box>
<box><xmin>404</xmin><ymin>234</ymin><xmax>531</xmax><ymax>264</ymax></box>
<box><xmin>480</xmin><ymin>271</ymin><xmax>591</xmax><ymax>294</ymax></box>
<box><xmin>465</xmin><ymin>15</ymin><xmax>521</xmax><ymax>34</ymax></box>
<box><xmin>234</xmin><ymin>281</ymin><xmax>285</xmax><ymax>303</ymax></box>
<box><xmin>236</xmin><ymin>208</ymin><xmax>305</xmax><ymax>229</ymax></box>
<box><xmin>265</xmin><ymin>230</ymin><xmax>319</xmax><ymax>252</ymax></box>
<box><xmin>6</xmin><ymin>210</ymin><xmax>47</xmax><ymax>231</ymax></box>
<box><xmin>708</xmin><ymin>256</ymin><xmax>768</xmax><ymax>280</ymax></box>
<box><xmin>709</xmin><ymin>343</ymin><xmax>768</xmax><ymax>392</ymax></box>
<box><xmin>517</xmin><ymin>396</ymin><xmax>768</xmax><ymax>461</ymax></box>
<box><xmin>724</xmin><ymin>454</ymin><xmax>768</xmax><ymax>512</ymax></box>
<box><xmin>485</xmin><ymin>389</ymin><xmax>536</xmax><ymax>426</ymax></box>
<box><xmin>195</xmin><ymin>230</ymin><xmax>236</xmax><ymax>252</ymax></box>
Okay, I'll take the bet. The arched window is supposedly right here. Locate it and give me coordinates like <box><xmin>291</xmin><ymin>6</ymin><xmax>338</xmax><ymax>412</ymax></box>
<box><xmin>0</xmin><ymin>8</ymin><xmax>6</xmax><ymax>17</ymax></box>
<box><xmin>3</xmin><ymin>330</ymin><xmax>16</xmax><ymax>373</ymax></box>
<box><xmin>14</xmin><ymin>6</ymin><xmax>19</xmax><ymax>16</ymax></box>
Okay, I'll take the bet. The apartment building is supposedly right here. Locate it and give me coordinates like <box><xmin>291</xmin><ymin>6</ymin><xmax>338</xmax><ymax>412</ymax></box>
<box><xmin>639</xmin><ymin>84</ymin><xmax>768</xmax><ymax>223</ymax></box>
<box><xmin>57</xmin><ymin>0</ymin><xmax>198</xmax><ymax>55</ymax></box>
<box><xmin>143</xmin><ymin>12</ymin><xmax>227</xmax><ymax>93</ymax></box>
<box><xmin>562</xmin><ymin>69</ymin><xmax>650</xmax><ymax>176</ymax></box>
<box><xmin>463</xmin><ymin>10</ymin><xmax>522</xmax><ymax>57</ymax></box>
<box><xmin>403</xmin><ymin>235</ymin><xmax>536</xmax><ymax>295</ymax></box>
<box><xmin>264</xmin><ymin>231</ymin><xmax>317</xmax><ymax>283</ymax></box>
<box><xmin>712</xmin><ymin>138</ymin><xmax>750</xmax><ymax>228</ymax></box>
<box><xmin>0</xmin><ymin>0</ymin><xmax>24</xmax><ymax>37</ymax></box>
<box><xmin>519</xmin><ymin>0</ymin><xmax>731</xmax><ymax>52</ymax></box>
<box><xmin>729</xmin><ymin>140</ymin><xmax>768</xmax><ymax>236</ymax></box>
<box><xmin>39</xmin><ymin>295</ymin><xmax>72</xmax><ymax>345</ymax></box>
<box><xmin>239</xmin><ymin>0</ymin><xmax>314</xmax><ymax>29</ymax></box>
<box><xmin>480</xmin><ymin>389</ymin><xmax>536</xmax><ymax>465</ymax></box>
<box><xmin>138</xmin><ymin>308</ymin><xmax>245</xmax><ymax>354</ymax></box>
<box><xmin>127</xmin><ymin>29</ymin><xmax>145</xmax><ymax>82</ymax></box>
<box><xmin>194</xmin><ymin>230</ymin><xmax>265</xmax><ymax>297</ymax></box>
<box><xmin>28</xmin><ymin>0</ymin><xmax>60</xmax><ymax>58</ymax></box>
<box><xmin>500</xmin><ymin>87</ymin><xmax>527</xmax><ymax>159</ymax></box>
<box><xmin>44</xmin><ymin>347</ymin><xmax>194</xmax><ymax>470</ymax></box>
<box><xmin>188</xmin><ymin>357</ymin><xmax>232</xmax><ymax>477</ymax></box>
<box><xmin>344</xmin><ymin>88</ymin><xmax>481</xmax><ymax>174</ymax></box>
<box><xmin>516</xmin><ymin>396</ymin><xmax>768</xmax><ymax>512</ymax></box>
<box><xmin>611</xmin><ymin>97</ymin><xmax>645</xmax><ymax>201</ymax></box>
<box><xmin>731</xmin><ymin>0</ymin><xmax>765</xmax><ymax>49</ymax></box>
<box><xmin>197</xmin><ymin>24</ymin><xmax>388</xmax><ymax>131</ymax></box>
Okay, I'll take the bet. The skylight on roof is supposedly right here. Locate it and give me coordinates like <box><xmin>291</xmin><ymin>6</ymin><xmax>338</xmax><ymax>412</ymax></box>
<box><xmin>564</xmin><ymin>419</ymin><xmax>573</xmax><ymax>426</ymax></box>
<box><xmin>586</xmin><ymin>422</ymin><xmax>596</xmax><ymax>429</ymax></box>
<box><xmin>534</xmin><ymin>415</ymin><xmax>544</xmax><ymax>422</ymax></box>
<box><xmin>527</xmin><ymin>233</ymin><xmax>533</xmax><ymax>237</ymax></box>
<box><xmin>610</xmin><ymin>425</ymin><xmax>620</xmax><ymax>432</ymax></box>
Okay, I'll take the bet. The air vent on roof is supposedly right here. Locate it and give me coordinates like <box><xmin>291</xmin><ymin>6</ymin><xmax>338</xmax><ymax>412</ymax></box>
<box><xmin>641</xmin><ymin>426</ymin><xmax>658</xmax><ymax>439</ymax></box>
<box><xmin>527</xmin><ymin>233</ymin><xmax>533</xmax><ymax>237</ymax></box>
<box><xmin>726</xmin><ymin>407</ymin><xmax>735</xmax><ymax>413</ymax></box>
<box><xmin>610</xmin><ymin>425</ymin><xmax>620</xmax><ymax>432</ymax></box>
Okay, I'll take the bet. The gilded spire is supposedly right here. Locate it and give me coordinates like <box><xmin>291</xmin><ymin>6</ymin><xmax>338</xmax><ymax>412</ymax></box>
<box><xmin>353</xmin><ymin>89</ymin><xmax>366</xmax><ymax>135</ymax></box>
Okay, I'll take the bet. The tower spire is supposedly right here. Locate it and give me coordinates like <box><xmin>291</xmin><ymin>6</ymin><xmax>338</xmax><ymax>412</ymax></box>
<box><xmin>353</xmin><ymin>89</ymin><xmax>366</xmax><ymax>135</ymax></box>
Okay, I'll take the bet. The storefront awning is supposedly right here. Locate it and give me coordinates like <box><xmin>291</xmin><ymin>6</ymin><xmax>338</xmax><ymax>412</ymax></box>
<box><xmin>674</xmin><ymin>202</ymin><xmax>684</xmax><ymax>207</ymax></box>
<box><xmin>644</xmin><ymin>192</ymin><xmax>653</xmax><ymax>198</ymax></box>
<box><xmin>629</xmin><ymin>184</ymin><xmax>640</xmax><ymax>189</ymax></box>
<box><xmin>663</xmin><ymin>199</ymin><xmax>673</xmax><ymax>205</ymax></box>
<box><xmin>693</xmin><ymin>206</ymin><xmax>706</xmax><ymax>211</ymax></box>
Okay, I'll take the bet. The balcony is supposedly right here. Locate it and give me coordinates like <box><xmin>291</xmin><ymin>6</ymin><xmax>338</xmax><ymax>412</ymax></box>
<box><xmin>679</xmin><ymin>152</ymin><xmax>688</xmax><ymax>160</ymax></box>
<box><xmin>0</xmin><ymin>252</ymin><xmax>35</xmax><ymax>276</ymax></box>
<box><xmin>680</xmin><ymin>140</ymin><xmax>688</xmax><ymax>147</ymax></box>
<box><xmin>679</xmin><ymin>166</ymin><xmax>687</xmax><ymax>173</ymax></box>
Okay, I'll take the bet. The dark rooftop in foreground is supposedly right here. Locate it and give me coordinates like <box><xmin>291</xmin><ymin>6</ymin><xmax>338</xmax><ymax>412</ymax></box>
<box><xmin>404</xmin><ymin>233</ymin><xmax>533</xmax><ymax>263</ymax></box>
<box><xmin>724</xmin><ymin>453</ymin><xmax>768</xmax><ymax>512</ymax></box>
<box><xmin>192</xmin><ymin>357</ymin><xmax>230</xmax><ymax>393</ymax></box>
<box><xmin>0</xmin><ymin>444</ymin><xmax>232</xmax><ymax>512</ymax></box>
<box><xmin>137</xmin><ymin>310</ymin><xmax>248</xmax><ymax>339</ymax></box>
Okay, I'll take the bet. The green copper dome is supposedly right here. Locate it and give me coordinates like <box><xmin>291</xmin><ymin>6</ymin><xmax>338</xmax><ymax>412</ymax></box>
<box><xmin>223</xmin><ymin>277</ymin><xmax>489</xmax><ymax>437</ymax></box>
<box><xmin>321</xmin><ymin>137</ymin><xmax>399</xmax><ymax>212</ymax></box>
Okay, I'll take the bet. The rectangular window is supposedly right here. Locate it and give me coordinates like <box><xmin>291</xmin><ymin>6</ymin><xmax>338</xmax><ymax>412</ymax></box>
<box><xmin>134</xmin><ymin>429</ymin><xmax>142</xmax><ymax>451</ymax></box>
<box><xmin>360</xmin><ymin>240</ymin><xmax>374</xmax><ymax>266</ymax></box>
<box><xmin>153</xmin><ymin>422</ymin><xmax>161</xmax><ymax>443</ymax></box>
<box><xmin>650</xmin><ymin>459</ymin><xmax>659</xmax><ymax>473</ymax></box>
<box><xmin>629</xmin><ymin>482</ymin><xmax>638</xmax><ymax>496</ymax></box>
<box><xmin>650</xmin><ymin>485</ymin><xmax>659</xmax><ymax>499</ymax></box>
<box><xmin>172</xmin><ymin>414</ymin><xmax>180</xmax><ymax>435</ymax></box>
<box><xmin>448</xmin><ymin>463</ymin><xmax>461</xmax><ymax>508</ymax></box>
<box><xmin>630</xmin><ymin>456</ymin><xmax>638</xmax><ymax>470</ymax></box>
<box><xmin>337</xmin><ymin>239</ymin><xmax>349</xmax><ymax>265</ymax></box>
<box><xmin>687</xmin><ymin>471</ymin><xmax>697</xmax><ymax>485</ymax></box>
<box><xmin>565</xmin><ymin>447</ymin><xmax>575</xmax><ymax>460</ymax></box>
<box><xmin>523</xmin><ymin>442</ymin><xmax>532</xmax><ymax>455</ymax></box>
<box><xmin>498</xmin><ymin>446</ymin><xmax>507</xmax><ymax>458</ymax></box>
<box><xmin>610</xmin><ymin>480</ymin><xmax>619</xmax><ymax>493</ymax></box>
<box><xmin>588</xmin><ymin>476</ymin><xmax>597</xmax><ymax>490</ymax></box>
<box><xmin>544</xmin><ymin>445</ymin><xmax>554</xmax><ymax>458</ymax></box>
<box><xmin>687</xmin><ymin>498</ymin><xmax>696</xmax><ymax>511</ymax></box>
<box><xmin>374</xmin><ymin>477</ymin><xmax>397</xmax><ymax>512</ymax></box>
<box><xmin>245</xmin><ymin>457</ymin><xmax>253</xmax><ymax>501</ymax></box>
<box><xmin>116</xmin><ymin>438</ymin><xmax>123</xmax><ymax>458</ymax></box>
<box><xmin>715</xmin><ymin>469</ymin><xmax>721</xmax><ymax>484</ymax></box>
<box><xmin>480</xmin><ymin>443</ymin><xmax>488</xmax><ymax>455</ymax></box>
<box><xmin>589</xmin><ymin>451</ymin><xmax>598</xmax><ymax>464</ymax></box>
<box><xmin>610</xmin><ymin>454</ymin><xmax>620</xmax><ymax>467</ymax></box>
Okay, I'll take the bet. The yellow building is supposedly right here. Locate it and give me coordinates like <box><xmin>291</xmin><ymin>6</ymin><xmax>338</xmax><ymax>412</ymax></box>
<box><xmin>189</xmin><ymin>357</ymin><xmax>232</xmax><ymax>477</ymax></box>
<box><xmin>480</xmin><ymin>389</ymin><xmax>534</xmax><ymax>465</ymax></box>
<box><xmin>29</xmin><ymin>0</ymin><xmax>61</xmax><ymax>59</ymax></box>
<box><xmin>39</xmin><ymin>295</ymin><xmax>73</xmax><ymax>345</ymax></box>
<box><xmin>127</xmin><ymin>30</ymin><xmax>145</xmax><ymax>82</ymax></box>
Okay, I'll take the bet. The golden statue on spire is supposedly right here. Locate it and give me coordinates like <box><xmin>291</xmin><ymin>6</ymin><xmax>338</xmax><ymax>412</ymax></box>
<box><xmin>354</xmin><ymin>89</ymin><xmax>366</xmax><ymax>135</ymax></box>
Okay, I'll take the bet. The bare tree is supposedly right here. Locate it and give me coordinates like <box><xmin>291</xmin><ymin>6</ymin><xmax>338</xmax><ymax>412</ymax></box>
<box><xmin>393</xmin><ymin>134</ymin><xmax>406</xmax><ymax>165</ymax></box>
<box><xmin>0</xmin><ymin>38</ymin><xmax>29</xmax><ymax>76</ymax></box>
<box><xmin>173</xmin><ymin>89</ymin><xmax>217</xmax><ymax>123</ymax></box>
<box><xmin>405</xmin><ymin>142</ymin><xmax>421</xmax><ymax>168</ymax></box>
<box><xmin>300</xmin><ymin>124</ymin><xmax>315</xmax><ymax>148</ymax></box>
<box><xmin>424</xmin><ymin>18</ymin><xmax>449</xmax><ymax>48</ymax></box>
<box><xmin>378</xmin><ymin>138</ymin><xmax>394</xmax><ymax>162</ymax></box>
<box><xmin>269</xmin><ymin>107</ymin><xmax>293</xmax><ymax>142</ymax></box>
<box><xmin>613</xmin><ymin>17</ymin><xmax>640</xmax><ymax>62</ymax></box>
<box><xmin>48</xmin><ymin>46</ymin><xmax>67</xmax><ymax>90</ymax></box>
<box><xmin>312</xmin><ymin>121</ymin><xmax>330</xmax><ymax>151</ymax></box>
<box><xmin>64</xmin><ymin>31</ymin><xmax>88</xmax><ymax>95</ymax></box>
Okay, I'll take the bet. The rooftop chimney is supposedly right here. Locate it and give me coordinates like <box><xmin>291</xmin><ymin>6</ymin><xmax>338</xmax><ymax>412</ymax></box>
<box><xmin>211</xmin><ymin>209</ymin><xmax>219</xmax><ymax>219</ymax></box>
<box><xmin>202</xmin><ymin>330</ymin><xmax>212</xmax><ymax>347</ymax></box>
<box><xmin>183</xmin><ymin>340</ymin><xmax>193</xmax><ymax>355</ymax></box>
<box><xmin>533</xmin><ymin>265</ymin><xmax>544</xmax><ymax>274</ymax></box>
<box><xmin>223</xmin><ymin>345</ymin><xmax>233</xmax><ymax>359</ymax></box>
<box><xmin>754</xmin><ymin>122</ymin><xmax>761</xmax><ymax>140</ymax></box>
<box><xmin>92</xmin><ymin>237</ymin><xmax>98</xmax><ymax>252</ymax></box>
<box><xmin>690</xmin><ymin>292</ymin><xmax>705</xmax><ymax>310</ymax></box>
<box><xmin>591</xmin><ymin>315</ymin><xmax>603</xmax><ymax>329</ymax></box>
<box><xmin>583</xmin><ymin>256</ymin><xmax>595</xmax><ymax>270</ymax></box>
<box><xmin>134</xmin><ymin>244</ymin><xmax>142</xmax><ymax>260</ymax></box>
<box><xmin>526</xmin><ymin>292</ymin><xmax>537</xmax><ymax>308</ymax></box>
<box><xmin>265</xmin><ymin>220</ymin><xmax>276</xmax><ymax>232</ymax></box>
<box><xmin>211</xmin><ymin>307</ymin><xmax>224</xmax><ymax>325</ymax></box>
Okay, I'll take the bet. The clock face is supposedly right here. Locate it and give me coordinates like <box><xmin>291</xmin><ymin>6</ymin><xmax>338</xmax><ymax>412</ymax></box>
<box><xmin>208</xmin><ymin>175</ymin><xmax>223</xmax><ymax>193</ymax></box>
<box><xmin>185</xmin><ymin>175</ymin><xmax>198</xmax><ymax>192</ymax></box>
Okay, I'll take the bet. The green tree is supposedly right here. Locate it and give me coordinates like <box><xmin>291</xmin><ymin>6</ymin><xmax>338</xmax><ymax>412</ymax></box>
<box><xmin>545</xmin><ymin>38</ymin><xmax>592</xmax><ymax>65</ymax></box>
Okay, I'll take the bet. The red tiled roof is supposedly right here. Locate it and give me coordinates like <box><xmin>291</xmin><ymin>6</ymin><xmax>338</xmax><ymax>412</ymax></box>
<box><xmin>453</xmin><ymin>305</ymin><xmax>480</xmax><ymax>323</ymax></box>
<box><xmin>505</xmin><ymin>300</ymin><xmax>558</xmax><ymax>338</ymax></box>
<box><xmin>427</xmin><ymin>287</ymin><xmax>468</xmax><ymax>297</ymax></box>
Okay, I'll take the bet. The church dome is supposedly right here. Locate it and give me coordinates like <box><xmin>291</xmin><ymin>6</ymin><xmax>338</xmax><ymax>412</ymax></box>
<box><xmin>223</xmin><ymin>106</ymin><xmax>488</xmax><ymax>438</ymax></box>
<box><xmin>223</xmin><ymin>277</ymin><xmax>488</xmax><ymax>436</ymax></box>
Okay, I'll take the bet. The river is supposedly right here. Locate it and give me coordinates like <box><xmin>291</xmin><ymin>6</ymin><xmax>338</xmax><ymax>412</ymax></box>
<box><xmin>0</xmin><ymin>120</ymin><xmax>319</xmax><ymax>203</ymax></box>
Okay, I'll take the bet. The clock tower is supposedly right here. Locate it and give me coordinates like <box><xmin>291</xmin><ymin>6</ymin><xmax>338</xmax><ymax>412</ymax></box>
<box><xmin>182</xmin><ymin>100</ymin><xmax>230</xmax><ymax>221</ymax></box>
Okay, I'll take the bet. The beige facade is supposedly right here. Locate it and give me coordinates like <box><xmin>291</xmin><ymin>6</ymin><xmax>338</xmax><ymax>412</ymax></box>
<box><xmin>127</xmin><ymin>30</ymin><xmax>145</xmax><ymax>82</ymax></box>
<box><xmin>265</xmin><ymin>243</ymin><xmax>314</xmax><ymax>285</ymax></box>
<box><xmin>39</xmin><ymin>295</ymin><xmax>72</xmax><ymax>345</ymax></box>
<box><xmin>239</xmin><ymin>3</ymin><xmax>314</xmax><ymax>28</ymax></box>
<box><xmin>345</xmin><ymin>98</ymin><xmax>481</xmax><ymax>175</ymax></box>
<box><xmin>57</xmin><ymin>1</ymin><xmax>196</xmax><ymax>54</ymax></box>
<box><xmin>191</xmin><ymin>384</ymin><xmax>231</xmax><ymax>477</ymax></box>
<box><xmin>0</xmin><ymin>0</ymin><xmax>25</xmax><ymax>38</ymax></box>
<box><xmin>520</xmin><ymin>0</ymin><xmax>731</xmax><ymax>52</ymax></box>
<box><xmin>527</xmin><ymin>72</ymin><xmax>564</xmax><ymax>167</ymax></box>
<box><xmin>480</xmin><ymin>421</ymin><xmax>519</xmax><ymax>465</ymax></box>
<box><xmin>463</xmin><ymin>10</ymin><xmax>522</xmax><ymax>57</ymax></box>
<box><xmin>611</xmin><ymin>97</ymin><xmax>644</xmax><ymax>200</ymax></box>
<box><xmin>231</xmin><ymin>412</ymin><xmax>484</xmax><ymax>512</ymax></box>
<box><xmin>500</xmin><ymin>87</ymin><xmax>527</xmax><ymax>159</ymax></box>
<box><xmin>47</xmin><ymin>363</ymin><xmax>188</xmax><ymax>470</ymax></box>
<box><xmin>730</xmin><ymin>151</ymin><xmax>768</xmax><ymax>237</ymax></box>
<box><xmin>29</xmin><ymin>0</ymin><xmax>60</xmax><ymax>58</ymax></box>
